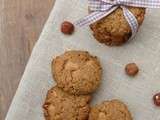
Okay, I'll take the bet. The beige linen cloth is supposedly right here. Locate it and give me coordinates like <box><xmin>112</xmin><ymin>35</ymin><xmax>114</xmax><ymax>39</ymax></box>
<box><xmin>5</xmin><ymin>0</ymin><xmax>160</xmax><ymax>120</ymax></box>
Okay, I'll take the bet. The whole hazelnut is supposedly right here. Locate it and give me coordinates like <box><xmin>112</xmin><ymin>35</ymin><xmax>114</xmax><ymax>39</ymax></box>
<box><xmin>125</xmin><ymin>63</ymin><xmax>139</xmax><ymax>76</ymax></box>
<box><xmin>153</xmin><ymin>93</ymin><xmax>160</xmax><ymax>106</ymax></box>
<box><xmin>61</xmin><ymin>21</ymin><xmax>74</xmax><ymax>35</ymax></box>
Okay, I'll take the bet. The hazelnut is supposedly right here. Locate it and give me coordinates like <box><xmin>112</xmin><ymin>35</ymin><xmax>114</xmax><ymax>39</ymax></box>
<box><xmin>153</xmin><ymin>93</ymin><xmax>160</xmax><ymax>106</ymax></box>
<box><xmin>61</xmin><ymin>21</ymin><xmax>74</xmax><ymax>35</ymax></box>
<box><xmin>125</xmin><ymin>63</ymin><xmax>139</xmax><ymax>76</ymax></box>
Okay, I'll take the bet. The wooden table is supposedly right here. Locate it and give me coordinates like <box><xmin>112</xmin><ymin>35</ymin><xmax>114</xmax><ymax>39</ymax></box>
<box><xmin>0</xmin><ymin>0</ymin><xmax>55</xmax><ymax>119</ymax></box>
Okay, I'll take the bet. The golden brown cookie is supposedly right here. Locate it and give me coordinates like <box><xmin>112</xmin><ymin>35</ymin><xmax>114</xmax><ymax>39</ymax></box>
<box><xmin>43</xmin><ymin>86</ymin><xmax>91</xmax><ymax>120</ymax></box>
<box><xmin>52</xmin><ymin>50</ymin><xmax>102</xmax><ymax>95</ymax></box>
<box><xmin>90</xmin><ymin>7</ymin><xmax>146</xmax><ymax>46</ymax></box>
<box><xmin>89</xmin><ymin>99</ymin><xmax>132</xmax><ymax>120</ymax></box>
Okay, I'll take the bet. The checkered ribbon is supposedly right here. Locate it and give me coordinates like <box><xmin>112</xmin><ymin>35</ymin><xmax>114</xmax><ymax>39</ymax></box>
<box><xmin>75</xmin><ymin>0</ymin><xmax>160</xmax><ymax>38</ymax></box>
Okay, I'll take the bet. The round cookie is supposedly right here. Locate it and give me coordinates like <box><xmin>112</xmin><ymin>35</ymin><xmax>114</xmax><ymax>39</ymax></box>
<box><xmin>52</xmin><ymin>50</ymin><xmax>102</xmax><ymax>95</ymax></box>
<box><xmin>89</xmin><ymin>99</ymin><xmax>132</xmax><ymax>120</ymax></box>
<box><xmin>43</xmin><ymin>86</ymin><xmax>91</xmax><ymax>120</ymax></box>
<box><xmin>90</xmin><ymin>7</ymin><xmax>146</xmax><ymax>46</ymax></box>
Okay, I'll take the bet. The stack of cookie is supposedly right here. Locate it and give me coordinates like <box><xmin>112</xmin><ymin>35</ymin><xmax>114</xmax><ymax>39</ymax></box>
<box><xmin>90</xmin><ymin>7</ymin><xmax>145</xmax><ymax>46</ymax></box>
<box><xmin>43</xmin><ymin>50</ymin><xmax>132</xmax><ymax>120</ymax></box>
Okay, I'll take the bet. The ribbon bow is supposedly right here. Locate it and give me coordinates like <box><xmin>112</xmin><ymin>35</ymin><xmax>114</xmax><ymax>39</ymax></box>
<box><xmin>76</xmin><ymin>0</ymin><xmax>160</xmax><ymax>38</ymax></box>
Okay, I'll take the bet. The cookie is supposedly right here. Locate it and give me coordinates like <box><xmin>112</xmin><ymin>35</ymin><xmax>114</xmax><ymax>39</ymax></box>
<box><xmin>52</xmin><ymin>50</ymin><xmax>102</xmax><ymax>95</ymax></box>
<box><xmin>90</xmin><ymin>7</ymin><xmax>146</xmax><ymax>46</ymax></box>
<box><xmin>89</xmin><ymin>99</ymin><xmax>132</xmax><ymax>120</ymax></box>
<box><xmin>43</xmin><ymin>86</ymin><xmax>91</xmax><ymax>120</ymax></box>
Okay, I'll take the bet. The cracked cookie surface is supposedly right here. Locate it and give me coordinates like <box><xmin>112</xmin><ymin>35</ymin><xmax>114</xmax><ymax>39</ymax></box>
<box><xmin>52</xmin><ymin>50</ymin><xmax>102</xmax><ymax>95</ymax></box>
<box><xmin>89</xmin><ymin>99</ymin><xmax>132</xmax><ymax>120</ymax></box>
<box><xmin>43</xmin><ymin>86</ymin><xmax>91</xmax><ymax>120</ymax></box>
<box><xmin>90</xmin><ymin>7</ymin><xmax>145</xmax><ymax>46</ymax></box>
